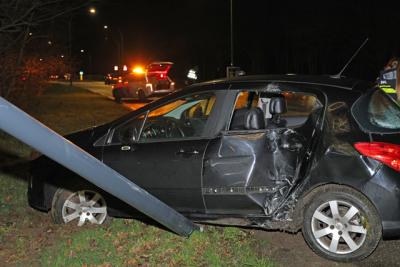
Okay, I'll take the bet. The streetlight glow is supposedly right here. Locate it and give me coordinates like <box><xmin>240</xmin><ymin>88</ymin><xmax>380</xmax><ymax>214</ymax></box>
<box><xmin>80</xmin><ymin>49</ymin><xmax>85</xmax><ymax>53</ymax></box>
<box><xmin>89</xmin><ymin>7</ymin><xmax>96</xmax><ymax>14</ymax></box>
<box><xmin>104</xmin><ymin>25</ymin><xmax>108</xmax><ymax>29</ymax></box>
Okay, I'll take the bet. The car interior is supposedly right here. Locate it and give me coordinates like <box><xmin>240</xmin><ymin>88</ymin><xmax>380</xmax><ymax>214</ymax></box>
<box><xmin>229</xmin><ymin>90</ymin><xmax>320</xmax><ymax>131</ymax></box>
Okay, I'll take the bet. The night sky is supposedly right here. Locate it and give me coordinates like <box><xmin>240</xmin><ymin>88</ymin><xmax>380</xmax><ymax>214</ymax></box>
<box><xmin>71</xmin><ymin>0</ymin><xmax>400</xmax><ymax>83</ymax></box>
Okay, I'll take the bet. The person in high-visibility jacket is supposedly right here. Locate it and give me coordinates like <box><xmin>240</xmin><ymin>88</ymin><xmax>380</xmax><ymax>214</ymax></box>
<box><xmin>378</xmin><ymin>57</ymin><xmax>399</xmax><ymax>102</ymax></box>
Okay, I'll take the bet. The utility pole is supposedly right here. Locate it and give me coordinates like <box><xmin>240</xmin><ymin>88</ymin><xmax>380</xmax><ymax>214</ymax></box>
<box><xmin>118</xmin><ymin>28</ymin><xmax>124</xmax><ymax>66</ymax></box>
<box><xmin>68</xmin><ymin>7</ymin><xmax>97</xmax><ymax>86</ymax></box>
<box><xmin>68</xmin><ymin>17</ymin><xmax>73</xmax><ymax>86</ymax></box>
<box><xmin>226</xmin><ymin>0</ymin><xmax>240</xmax><ymax>78</ymax></box>
<box><xmin>230</xmin><ymin>0</ymin><xmax>234</xmax><ymax>67</ymax></box>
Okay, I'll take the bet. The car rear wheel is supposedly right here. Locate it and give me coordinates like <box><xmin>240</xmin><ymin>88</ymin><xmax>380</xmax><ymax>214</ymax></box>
<box><xmin>302</xmin><ymin>185</ymin><xmax>381</xmax><ymax>262</ymax></box>
<box><xmin>51</xmin><ymin>188</ymin><xmax>111</xmax><ymax>227</ymax></box>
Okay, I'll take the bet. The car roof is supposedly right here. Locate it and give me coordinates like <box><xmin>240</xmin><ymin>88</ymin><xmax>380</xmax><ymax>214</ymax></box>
<box><xmin>191</xmin><ymin>74</ymin><xmax>373</xmax><ymax>92</ymax></box>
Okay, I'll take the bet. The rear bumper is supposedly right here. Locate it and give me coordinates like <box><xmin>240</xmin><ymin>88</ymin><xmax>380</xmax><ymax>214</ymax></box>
<box><xmin>364</xmin><ymin>166</ymin><xmax>400</xmax><ymax>239</ymax></box>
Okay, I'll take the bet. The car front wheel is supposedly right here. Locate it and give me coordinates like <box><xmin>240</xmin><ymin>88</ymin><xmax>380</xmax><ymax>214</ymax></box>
<box><xmin>51</xmin><ymin>188</ymin><xmax>110</xmax><ymax>227</ymax></box>
<box><xmin>302</xmin><ymin>185</ymin><xmax>381</xmax><ymax>262</ymax></box>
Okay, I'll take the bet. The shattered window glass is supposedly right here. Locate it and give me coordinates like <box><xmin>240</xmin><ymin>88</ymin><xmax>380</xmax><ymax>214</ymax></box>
<box><xmin>282</xmin><ymin>92</ymin><xmax>319</xmax><ymax>117</ymax></box>
<box><xmin>368</xmin><ymin>90</ymin><xmax>400</xmax><ymax>130</ymax></box>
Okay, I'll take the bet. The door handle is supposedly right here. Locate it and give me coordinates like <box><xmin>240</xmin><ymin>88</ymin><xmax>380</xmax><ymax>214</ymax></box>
<box><xmin>176</xmin><ymin>148</ymin><xmax>200</xmax><ymax>155</ymax></box>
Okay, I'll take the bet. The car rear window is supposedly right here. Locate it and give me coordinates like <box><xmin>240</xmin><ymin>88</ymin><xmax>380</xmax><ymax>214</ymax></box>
<box><xmin>352</xmin><ymin>88</ymin><xmax>400</xmax><ymax>133</ymax></box>
<box><xmin>368</xmin><ymin>90</ymin><xmax>400</xmax><ymax>129</ymax></box>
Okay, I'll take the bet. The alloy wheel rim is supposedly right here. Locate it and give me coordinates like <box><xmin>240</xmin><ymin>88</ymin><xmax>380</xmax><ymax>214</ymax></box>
<box><xmin>311</xmin><ymin>200</ymin><xmax>367</xmax><ymax>254</ymax></box>
<box><xmin>61</xmin><ymin>190</ymin><xmax>107</xmax><ymax>226</ymax></box>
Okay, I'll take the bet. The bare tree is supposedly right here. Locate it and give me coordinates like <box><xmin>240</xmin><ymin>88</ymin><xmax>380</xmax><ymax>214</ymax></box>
<box><xmin>0</xmin><ymin>0</ymin><xmax>92</xmax><ymax>98</ymax></box>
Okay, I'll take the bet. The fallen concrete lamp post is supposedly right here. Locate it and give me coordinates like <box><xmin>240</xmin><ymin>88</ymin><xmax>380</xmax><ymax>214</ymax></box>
<box><xmin>0</xmin><ymin>97</ymin><xmax>198</xmax><ymax>237</ymax></box>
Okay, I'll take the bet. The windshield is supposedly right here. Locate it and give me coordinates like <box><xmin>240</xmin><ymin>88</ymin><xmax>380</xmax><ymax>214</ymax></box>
<box><xmin>368</xmin><ymin>90</ymin><xmax>400</xmax><ymax>130</ymax></box>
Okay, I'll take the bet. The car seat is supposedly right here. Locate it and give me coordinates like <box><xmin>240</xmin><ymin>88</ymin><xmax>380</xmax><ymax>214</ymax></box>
<box><xmin>244</xmin><ymin>107</ymin><xmax>265</xmax><ymax>130</ymax></box>
<box><xmin>267</xmin><ymin>97</ymin><xmax>287</xmax><ymax>128</ymax></box>
<box><xmin>230</xmin><ymin>107</ymin><xmax>265</xmax><ymax>130</ymax></box>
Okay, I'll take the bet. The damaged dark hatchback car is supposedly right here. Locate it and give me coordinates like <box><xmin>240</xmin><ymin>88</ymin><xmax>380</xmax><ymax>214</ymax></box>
<box><xmin>28</xmin><ymin>75</ymin><xmax>400</xmax><ymax>262</ymax></box>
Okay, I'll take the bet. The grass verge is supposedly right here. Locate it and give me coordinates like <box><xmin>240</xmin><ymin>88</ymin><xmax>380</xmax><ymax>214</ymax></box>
<box><xmin>41</xmin><ymin>220</ymin><xmax>273</xmax><ymax>267</ymax></box>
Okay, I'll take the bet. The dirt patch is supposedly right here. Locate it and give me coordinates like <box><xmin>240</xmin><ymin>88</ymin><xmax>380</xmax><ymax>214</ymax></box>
<box><xmin>0</xmin><ymin>208</ymin><xmax>82</xmax><ymax>266</ymax></box>
<box><xmin>254</xmin><ymin>230</ymin><xmax>400</xmax><ymax>267</ymax></box>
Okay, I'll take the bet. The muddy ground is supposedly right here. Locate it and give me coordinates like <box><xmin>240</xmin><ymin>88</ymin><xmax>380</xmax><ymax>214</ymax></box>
<box><xmin>256</xmin><ymin>230</ymin><xmax>400</xmax><ymax>267</ymax></box>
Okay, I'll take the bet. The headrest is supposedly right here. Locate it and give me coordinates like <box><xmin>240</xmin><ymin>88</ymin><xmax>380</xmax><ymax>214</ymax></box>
<box><xmin>269</xmin><ymin>97</ymin><xmax>287</xmax><ymax>115</ymax></box>
<box><xmin>230</xmin><ymin>108</ymin><xmax>248</xmax><ymax>130</ymax></box>
<box><xmin>244</xmin><ymin>107</ymin><xmax>265</xmax><ymax>130</ymax></box>
<box><xmin>193</xmin><ymin>105</ymin><xmax>203</xmax><ymax>118</ymax></box>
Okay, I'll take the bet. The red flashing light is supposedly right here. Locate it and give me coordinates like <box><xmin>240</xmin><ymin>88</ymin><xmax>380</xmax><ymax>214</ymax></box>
<box><xmin>354</xmin><ymin>142</ymin><xmax>400</xmax><ymax>172</ymax></box>
<box><xmin>147</xmin><ymin>71</ymin><xmax>168</xmax><ymax>80</ymax></box>
<box><xmin>146</xmin><ymin>64</ymin><xmax>171</xmax><ymax>80</ymax></box>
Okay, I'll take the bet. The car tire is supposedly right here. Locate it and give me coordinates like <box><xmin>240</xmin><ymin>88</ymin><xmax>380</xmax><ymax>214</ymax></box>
<box><xmin>138</xmin><ymin>89</ymin><xmax>146</xmax><ymax>101</ymax></box>
<box><xmin>51</xmin><ymin>188</ymin><xmax>111</xmax><ymax>227</ymax></box>
<box><xmin>302</xmin><ymin>185</ymin><xmax>381</xmax><ymax>262</ymax></box>
<box><xmin>112</xmin><ymin>90</ymin><xmax>122</xmax><ymax>104</ymax></box>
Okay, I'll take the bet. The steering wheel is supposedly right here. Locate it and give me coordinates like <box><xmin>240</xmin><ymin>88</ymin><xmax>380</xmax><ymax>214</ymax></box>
<box><xmin>142</xmin><ymin>117</ymin><xmax>185</xmax><ymax>139</ymax></box>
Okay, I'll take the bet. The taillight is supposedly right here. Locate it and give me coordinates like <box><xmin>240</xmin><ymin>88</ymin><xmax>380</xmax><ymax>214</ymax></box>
<box><xmin>354</xmin><ymin>142</ymin><xmax>400</xmax><ymax>172</ymax></box>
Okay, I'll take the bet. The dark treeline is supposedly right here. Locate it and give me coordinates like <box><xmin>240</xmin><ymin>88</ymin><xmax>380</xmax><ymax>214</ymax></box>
<box><xmin>29</xmin><ymin>0</ymin><xmax>400</xmax><ymax>82</ymax></box>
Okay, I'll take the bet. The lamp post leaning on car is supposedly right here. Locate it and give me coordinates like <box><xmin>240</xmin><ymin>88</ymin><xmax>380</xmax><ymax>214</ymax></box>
<box><xmin>0</xmin><ymin>96</ymin><xmax>198</xmax><ymax>237</ymax></box>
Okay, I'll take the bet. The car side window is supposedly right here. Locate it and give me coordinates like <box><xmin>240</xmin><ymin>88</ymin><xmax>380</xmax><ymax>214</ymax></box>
<box><xmin>110</xmin><ymin>114</ymin><xmax>146</xmax><ymax>144</ymax></box>
<box><xmin>139</xmin><ymin>93</ymin><xmax>216</xmax><ymax>141</ymax></box>
<box><xmin>229</xmin><ymin>90</ymin><xmax>320</xmax><ymax>130</ymax></box>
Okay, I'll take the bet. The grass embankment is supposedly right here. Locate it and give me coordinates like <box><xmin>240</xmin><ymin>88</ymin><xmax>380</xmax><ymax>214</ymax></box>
<box><xmin>0</xmin><ymin>83</ymin><xmax>274</xmax><ymax>266</ymax></box>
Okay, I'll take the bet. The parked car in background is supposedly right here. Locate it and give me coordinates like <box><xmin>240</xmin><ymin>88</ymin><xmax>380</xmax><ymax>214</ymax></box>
<box><xmin>29</xmin><ymin>74</ymin><xmax>400</xmax><ymax>262</ymax></box>
<box><xmin>112</xmin><ymin>62</ymin><xmax>175</xmax><ymax>103</ymax></box>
